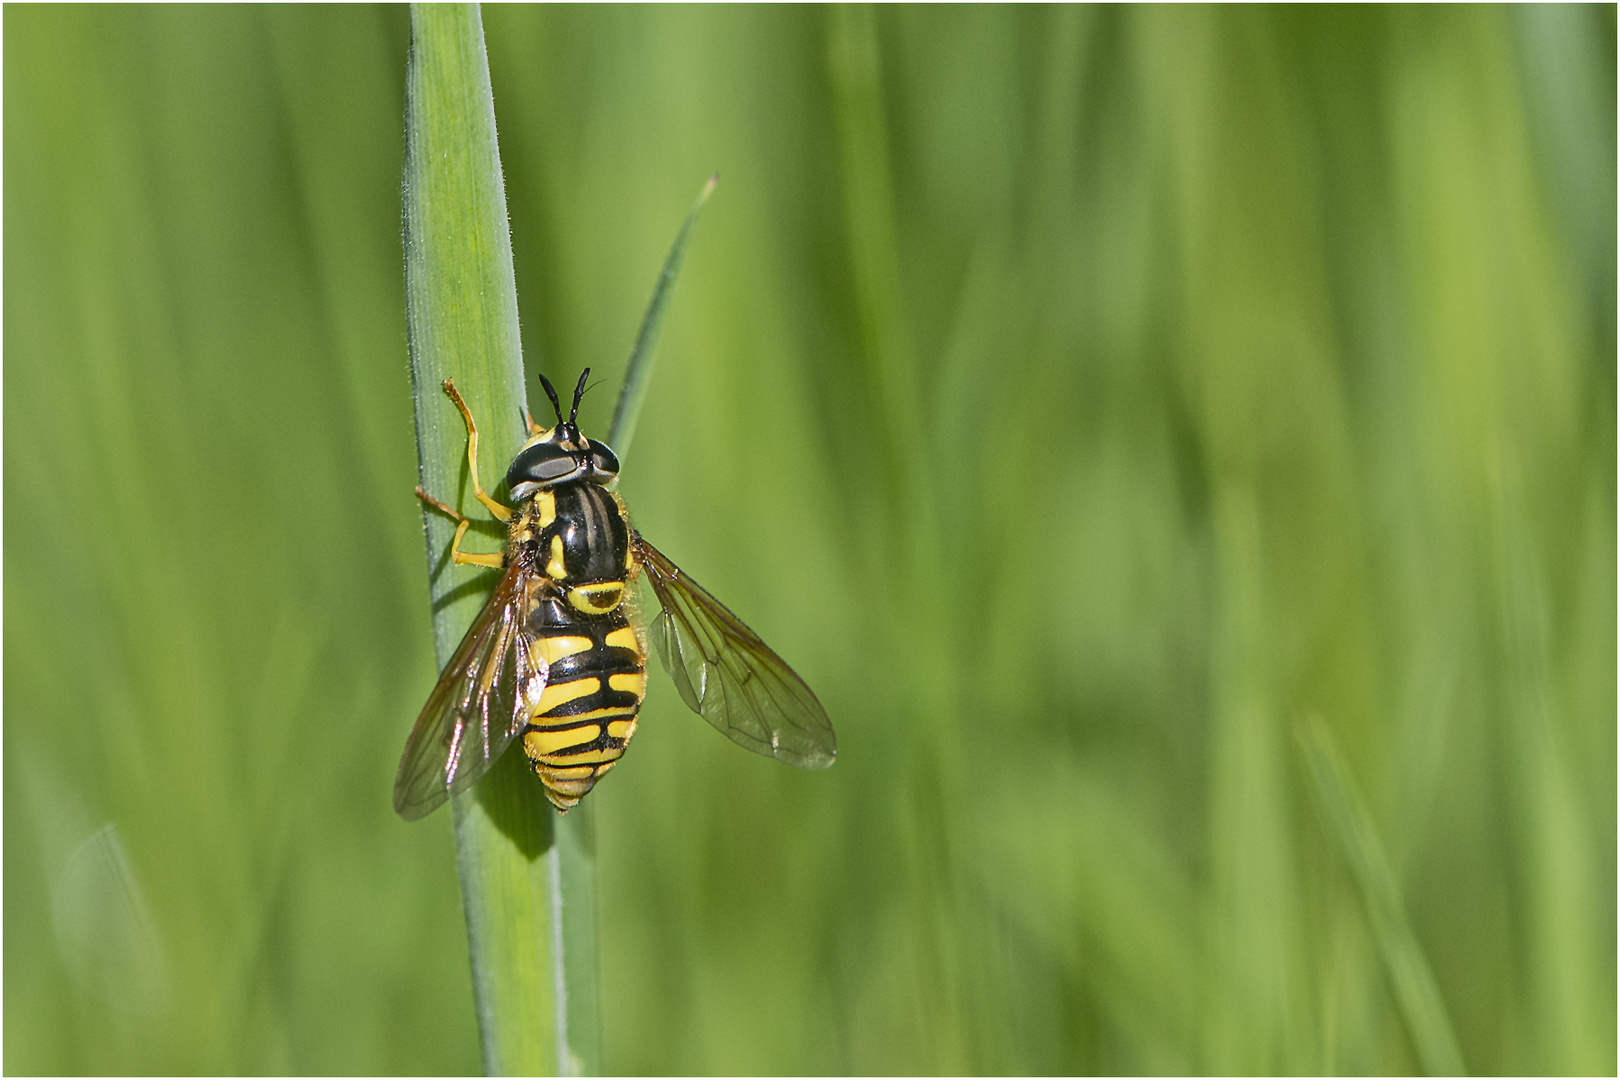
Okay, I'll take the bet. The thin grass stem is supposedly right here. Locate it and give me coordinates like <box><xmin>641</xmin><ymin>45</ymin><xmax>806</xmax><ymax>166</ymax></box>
<box><xmin>403</xmin><ymin>5</ymin><xmax>596</xmax><ymax>1074</ymax></box>
<box><xmin>607</xmin><ymin>175</ymin><xmax>717</xmax><ymax>457</ymax></box>
<box><xmin>405</xmin><ymin>13</ymin><xmax>717</xmax><ymax>1074</ymax></box>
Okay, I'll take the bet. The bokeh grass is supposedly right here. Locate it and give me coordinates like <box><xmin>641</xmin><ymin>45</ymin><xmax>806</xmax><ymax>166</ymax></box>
<box><xmin>5</xmin><ymin>6</ymin><xmax>1613</xmax><ymax>1075</ymax></box>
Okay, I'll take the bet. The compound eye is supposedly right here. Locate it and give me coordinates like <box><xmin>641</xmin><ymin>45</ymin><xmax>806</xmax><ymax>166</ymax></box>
<box><xmin>506</xmin><ymin>443</ymin><xmax>579</xmax><ymax>490</ymax></box>
<box><xmin>587</xmin><ymin>440</ymin><xmax>620</xmax><ymax>477</ymax></box>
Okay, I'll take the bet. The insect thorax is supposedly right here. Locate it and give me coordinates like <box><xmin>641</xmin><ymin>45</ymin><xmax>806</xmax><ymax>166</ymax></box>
<box><xmin>515</xmin><ymin>482</ymin><xmax>633</xmax><ymax>617</ymax></box>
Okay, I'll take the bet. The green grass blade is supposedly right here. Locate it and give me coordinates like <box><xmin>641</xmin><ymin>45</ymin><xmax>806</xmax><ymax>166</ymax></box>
<box><xmin>1298</xmin><ymin>715</ymin><xmax>1466</xmax><ymax>1076</ymax></box>
<box><xmin>403</xmin><ymin>5</ymin><xmax>597</xmax><ymax>1074</ymax></box>
<box><xmin>606</xmin><ymin>174</ymin><xmax>717</xmax><ymax>456</ymax></box>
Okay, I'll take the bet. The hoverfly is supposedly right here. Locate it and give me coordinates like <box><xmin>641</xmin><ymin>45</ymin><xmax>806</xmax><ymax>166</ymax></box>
<box><xmin>394</xmin><ymin>369</ymin><xmax>836</xmax><ymax>818</ymax></box>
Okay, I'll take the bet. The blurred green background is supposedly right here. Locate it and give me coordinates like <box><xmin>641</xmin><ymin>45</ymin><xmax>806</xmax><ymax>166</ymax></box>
<box><xmin>5</xmin><ymin>5</ymin><xmax>1614</xmax><ymax>1075</ymax></box>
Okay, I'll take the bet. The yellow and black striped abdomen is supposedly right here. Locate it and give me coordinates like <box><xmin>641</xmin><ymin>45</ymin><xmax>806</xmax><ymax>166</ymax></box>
<box><xmin>521</xmin><ymin>609</ymin><xmax>646</xmax><ymax>811</ymax></box>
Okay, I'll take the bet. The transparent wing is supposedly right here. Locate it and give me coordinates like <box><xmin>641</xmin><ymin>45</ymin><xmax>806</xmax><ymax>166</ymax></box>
<box><xmin>393</xmin><ymin>564</ymin><xmax>547</xmax><ymax>820</ymax></box>
<box><xmin>634</xmin><ymin>536</ymin><xmax>836</xmax><ymax>769</ymax></box>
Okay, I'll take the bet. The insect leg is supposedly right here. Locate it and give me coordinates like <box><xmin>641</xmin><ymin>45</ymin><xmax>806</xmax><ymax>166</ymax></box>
<box><xmin>416</xmin><ymin>487</ymin><xmax>506</xmax><ymax>569</ymax></box>
<box><xmin>441</xmin><ymin>379</ymin><xmax>514</xmax><ymax>524</ymax></box>
<box><xmin>522</xmin><ymin>402</ymin><xmax>545</xmax><ymax>438</ymax></box>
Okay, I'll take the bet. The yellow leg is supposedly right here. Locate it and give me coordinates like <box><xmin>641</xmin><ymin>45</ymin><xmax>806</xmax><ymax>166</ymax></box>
<box><xmin>416</xmin><ymin>487</ymin><xmax>506</xmax><ymax>569</ymax></box>
<box><xmin>441</xmin><ymin>379</ymin><xmax>514</xmax><ymax>524</ymax></box>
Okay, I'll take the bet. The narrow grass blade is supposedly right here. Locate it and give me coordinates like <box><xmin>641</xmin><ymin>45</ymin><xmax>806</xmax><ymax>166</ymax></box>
<box><xmin>606</xmin><ymin>174</ymin><xmax>717</xmax><ymax>456</ymax></box>
<box><xmin>403</xmin><ymin>4</ymin><xmax>598</xmax><ymax>1074</ymax></box>
<box><xmin>1298</xmin><ymin>714</ymin><xmax>1466</xmax><ymax>1076</ymax></box>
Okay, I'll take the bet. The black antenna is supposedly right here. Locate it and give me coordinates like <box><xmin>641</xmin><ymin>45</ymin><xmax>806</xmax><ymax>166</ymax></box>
<box><xmin>570</xmin><ymin>368</ymin><xmax>590</xmax><ymax>427</ymax></box>
<box><xmin>537</xmin><ymin>373</ymin><xmax>565</xmax><ymax>425</ymax></box>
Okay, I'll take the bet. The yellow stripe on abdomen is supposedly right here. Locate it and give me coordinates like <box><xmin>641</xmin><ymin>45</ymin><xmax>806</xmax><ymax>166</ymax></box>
<box><xmin>608</xmin><ymin>671</ymin><xmax>645</xmax><ymax>696</ymax></box>
<box><xmin>525</xmin><ymin>724</ymin><xmax>601</xmax><ymax>757</ymax></box>
<box><xmin>534</xmin><ymin>635</ymin><xmax>593</xmax><ymax>665</ymax></box>
<box><xmin>542</xmin><ymin>744</ymin><xmax>625</xmax><ymax>767</ymax></box>
<box><xmin>532</xmin><ymin>677</ymin><xmax>598</xmax><ymax>716</ymax></box>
